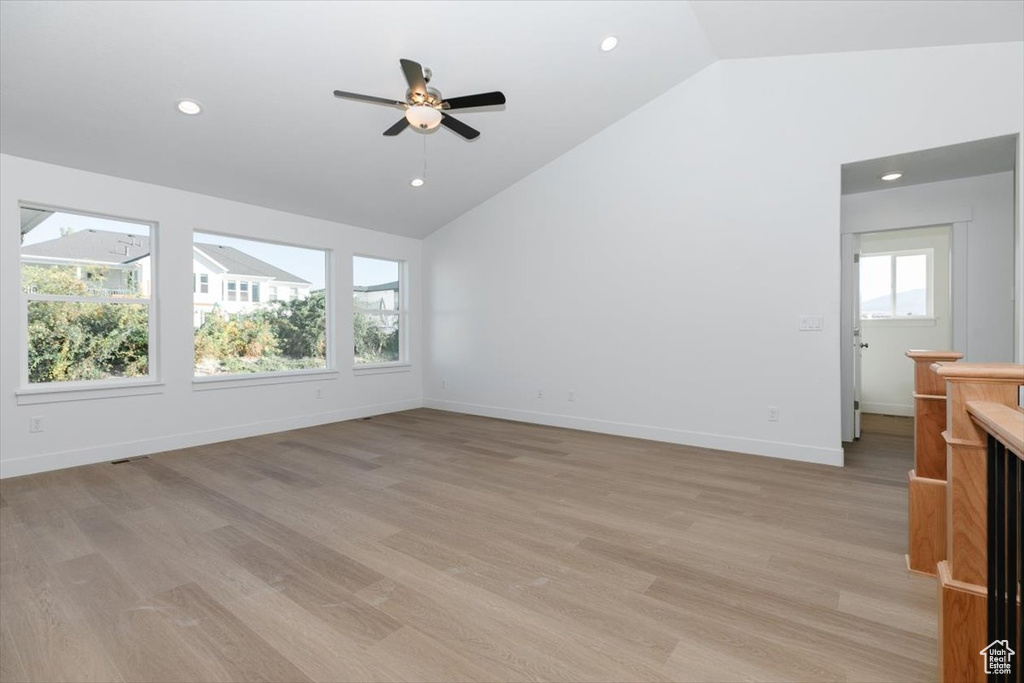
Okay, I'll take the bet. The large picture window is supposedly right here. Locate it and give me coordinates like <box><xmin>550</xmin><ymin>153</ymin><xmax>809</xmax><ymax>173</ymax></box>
<box><xmin>193</xmin><ymin>232</ymin><xmax>329</xmax><ymax>376</ymax></box>
<box><xmin>860</xmin><ymin>249</ymin><xmax>933</xmax><ymax>319</ymax></box>
<box><xmin>20</xmin><ymin>205</ymin><xmax>155</xmax><ymax>385</ymax></box>
<box><xmin>354</xmin><ymin>256</ymin><xmax>405</xmax><ymax>365</ymax></box>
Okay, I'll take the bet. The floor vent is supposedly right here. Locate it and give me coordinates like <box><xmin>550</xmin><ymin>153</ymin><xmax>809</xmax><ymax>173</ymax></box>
<box><xmin>111</xmin><ymin>456</ymin><xmax>150</xmax><ymax>465</ymax></box>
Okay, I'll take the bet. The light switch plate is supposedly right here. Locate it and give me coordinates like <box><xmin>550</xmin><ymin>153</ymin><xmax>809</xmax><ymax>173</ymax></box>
<box><xmin>799</xmin><ymin>315</ymin><xmax>824</xmax><ymax>331</ymax></box>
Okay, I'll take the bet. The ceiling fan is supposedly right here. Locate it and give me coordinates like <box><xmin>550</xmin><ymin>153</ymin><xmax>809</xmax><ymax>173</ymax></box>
<box><xmin>333</xmin><ymin>59</ymin><xmax>505</xmax><ymax>140</ymax></box>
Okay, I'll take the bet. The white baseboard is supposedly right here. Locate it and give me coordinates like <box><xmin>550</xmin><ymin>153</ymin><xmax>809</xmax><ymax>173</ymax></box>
<box><xmin>861</xmin><ymin>402</ymin><xmax>914</xmax><ymax>417</ymax></box>
<box><xmin>0</xmin><ymin>398</ymin><xmax>423</xmax><ymax>479</ymax></box>
<box><xmin>424</xmin><ymin>398</ymin><xmax>844</xmax><ymax>467</ymax></box>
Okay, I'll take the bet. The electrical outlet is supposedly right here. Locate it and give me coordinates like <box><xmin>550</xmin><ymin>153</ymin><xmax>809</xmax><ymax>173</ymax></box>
<box><xmin>30</xmin><ymin>416</ymin><xmax>44</xmax><ymax>433</ymax></box>
<box><xmin>567</xmin><ymin>391</ymin><xmax>577</xmax><ymax>403</ymax></box>
<box><xmin>767</xmin><ymin>406</ymin><xmax>780</xmax><ymax>422</ymax></box>
<box><xmin>536</xmin><ymin>388</ymin><xmax>544</xmax><ymax>399</ymax></box>
<box><xmin>314</xmin><ymin>388</ymin><xmax>323</xmax><ymax>400</ymax></box>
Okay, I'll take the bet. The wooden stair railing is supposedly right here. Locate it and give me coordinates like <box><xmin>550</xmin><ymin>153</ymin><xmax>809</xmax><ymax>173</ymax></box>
<box><xmin>906</xmin><ymin>350</ymin><xmax>963</xmax><ymax>575</ymax></box>
<box><xmin>933</xmin><ymin>362</ymin><xmax>1024</xmax><ymax>683</ymax></box>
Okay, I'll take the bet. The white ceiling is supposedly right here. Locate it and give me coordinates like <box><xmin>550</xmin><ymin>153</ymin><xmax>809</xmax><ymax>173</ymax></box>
<box><xmin>690</xmin><ymin>0</ymin><xmax>1024</xmax><ymax>59</ymax></box>
<box><xmin>2</xmin><ymin>1</ymin><xmax>1021</xmax><ymax>238</ymax></box>
<box><xmin>841</xmin><ymin>135</ymin><xmax>1018</xmax><ymax>195</ymax></box>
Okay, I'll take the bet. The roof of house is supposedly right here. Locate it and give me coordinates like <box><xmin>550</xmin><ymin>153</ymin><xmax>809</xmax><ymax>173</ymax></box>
<box><xmin>194</xmin><ymin>243</ymin><xmax>308</xmax><ymax>284</ymax></box>
<box><xmin>354</xmin><ymin>281</ymin><xmax>398</xmax><ymax>293</ymax></box>
<box><xmin>21</xmin><ymin>229</ymin><xmax>308</xmax><ymax>283</ymax></box>
<box><xmin>21</xmin><ymin>228</ymin><xmax>150</xmax><ymax>264</ymax></box>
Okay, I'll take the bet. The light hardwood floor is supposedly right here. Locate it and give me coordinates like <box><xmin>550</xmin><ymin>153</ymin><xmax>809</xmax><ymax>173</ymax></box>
<box><xmin>0</xmin><ymin>410</ymin><xmax>934</xmax><ymax>682</ymax></box>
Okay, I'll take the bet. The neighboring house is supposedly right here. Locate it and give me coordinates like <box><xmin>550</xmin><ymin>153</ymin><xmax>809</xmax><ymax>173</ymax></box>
<box><xmin>20</xmin><ymin>229</ymin><xmax>311</xmax><ymax>326</ymax></box>
<box><xmin>192</xmin><ymin>242</ymin><xmax>311</xmax><ymax>326</ymax></box>
<box><xmin>20</xmin><ymin>228</ymin><xmax>152</xmax><ymax>297</ymax></box>
<box><xmin>353</xmin><ymin>281</ymin><xmax>399</xmax><ymax>311</ymax></box>
<box><xmin>354</xmin><ymin>281</ymin><xmax>400</xmax><ymax>333</ymax></box>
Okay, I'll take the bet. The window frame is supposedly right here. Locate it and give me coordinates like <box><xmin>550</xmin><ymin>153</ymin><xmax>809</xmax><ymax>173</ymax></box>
<box><xmin>353</xmin><ymin>254</ymin><xmax>408</xmax><ymax>371</ymax></box>
<box><xmin>191</xmin><ymin>229</ymin><xmax>335</xmax><ymax>385</ymax></box>
<box><xmin>16</xmin><ymin>202</ymin><xmax>161</xmax><ymax>403</ymax></box>
<box><xmin>859</xmin><ymin>247</ymin><xmax>935</xmax><ymax>321</ymax></box>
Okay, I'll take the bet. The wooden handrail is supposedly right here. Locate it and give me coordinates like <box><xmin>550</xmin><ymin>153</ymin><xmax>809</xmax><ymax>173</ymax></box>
<box><xmin>966</xmin><ymin>401</ymin><xmax>1024</xmax><ymax>456</ymax></box>
<box><xmin>934</xmin><ymin>362</ymin><xmax>1024</xmax><ymax>382</ymax></box>
<box><xmin>932</xmin><ymin>362</ymin><xmax>1024</xmax><ymax>682</ymax></box>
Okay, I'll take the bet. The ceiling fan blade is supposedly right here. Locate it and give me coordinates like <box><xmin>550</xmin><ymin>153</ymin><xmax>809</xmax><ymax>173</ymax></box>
<box><xmin>383</xmin><ymin>118</ymin><xmax>410</xmax><ymax>136</ymax></box>
<box><xmin>442</xmin><ymin>91</ymin><xmax>506</xmax><ymax>110</ymax></box>
<box><xmin>333</xmin><ymin>90</ymin><xmax>406</xmax><ymax>109</ymax></box>
<box><xmin>440</xmin><ymin>113</ymin><xmax>480</xmax><ymax>140</ymax></box>
<box><xmin>399</xmin><ymin>59</ymin><xmax>428</xmax><ymax>98</ymax></box>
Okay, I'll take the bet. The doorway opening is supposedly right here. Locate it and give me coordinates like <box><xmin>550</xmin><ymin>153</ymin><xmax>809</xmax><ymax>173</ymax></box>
<box><xmin>839</xmin><ymin>134</ymin><xmax>1019</xmax><ymax>447</ymax></box>
<box><xmin>857</xmin><ymin>226</ymin><xmax>952</xmax><ymax>430</ymax></box>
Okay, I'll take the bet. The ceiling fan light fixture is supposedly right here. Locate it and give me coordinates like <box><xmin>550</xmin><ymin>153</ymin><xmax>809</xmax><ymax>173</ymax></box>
<box><xmin>880</xmin><ymin>172</ymin><xmax>903</xmax><ymax>181</ymax></box>
<box><xmin>410</xmin><ymin>178</ymin><xmax>425</xmax><ymax>188</ymax></box>
<box><xmin>405</xmin><ymin>105</ymin><xmax>442</xmax><ymax>130</ymax></box>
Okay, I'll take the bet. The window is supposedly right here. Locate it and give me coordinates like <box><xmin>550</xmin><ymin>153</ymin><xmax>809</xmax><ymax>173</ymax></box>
<box><xmin>354</xmin><ymin>256</ymin><xmax>404</xmax><ymax>365</ymax></box>
<box><xmin>860</xmin><ymin>249</ymin><xmax>932</xmax><ymax>319</ymax></box>
<box><xmin>193</xmin><ymin>232</ymin><xmax>328</xmax><ymax>376</ymax></box>
<box><xmin>200</xmin><ymin>274</ymin><xmax>209</xmax><ymax>294</ymax></box>
<box><xmin>20</xmin><ymin>205</ymin><xmax>155</xmax><ymax>385</ymax></box>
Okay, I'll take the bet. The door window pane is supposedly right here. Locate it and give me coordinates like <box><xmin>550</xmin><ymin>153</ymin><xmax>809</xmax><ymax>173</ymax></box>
<box><xmin>895</xmin><ymin>254</ymin><xmax>927</xmax><ymax>316</ymax></box>
<box><xmin>859</xmin><ymin>255</ymin><xmax>892</xmax><ymax>319</ymax></box>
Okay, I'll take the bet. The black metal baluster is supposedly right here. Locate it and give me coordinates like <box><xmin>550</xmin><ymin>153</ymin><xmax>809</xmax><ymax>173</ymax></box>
<box><xmin>1007</xmin><ymin>450</ymin><xmax>1019</xmax><ymax>683</ymax></box>
<box><xmin>996</xmin><ymin>439</ymin><xmax>1006</xmax><ymax>677</ymax></box>
<box><xmin>990</xmin><ymin>434</ymin><xmax>998</xmax><ymax>655</ymax></box>
<box><xmin>1017</xmin><ymin>456</ymin><xmax>1022</xmax><ymax>683</ymax></box>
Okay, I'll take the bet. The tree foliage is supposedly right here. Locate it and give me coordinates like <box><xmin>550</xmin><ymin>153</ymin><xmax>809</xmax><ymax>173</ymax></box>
<box><xmin>354</xmin><ymin>309</ymin><xmax>399</xmax><ymax>363</ymax></box>
<box><xmin>194</xmin><ymin>289</ymin><xmax>327</xmax><ymax>374</ymax></box>
<box><xmin>24</xmin><ymin>267</ymin><xmax>149</xmax><ymax>383</ymax></box>
<box><xmin>23</xmin><ymin>264</ymin><xmax>394</xmax><ymax>382</ymax></box>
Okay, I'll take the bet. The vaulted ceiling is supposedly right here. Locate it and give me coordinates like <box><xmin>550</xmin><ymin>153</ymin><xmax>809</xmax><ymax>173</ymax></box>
<box><xmin>2</xmin><ymin>1</ymin><xmax>1021</xmax><ymax>238</ymax></box>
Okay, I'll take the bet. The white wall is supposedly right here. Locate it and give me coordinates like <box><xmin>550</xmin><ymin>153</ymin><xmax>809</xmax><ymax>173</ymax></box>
<box><xmin>858</xmin><ymin>227</ymin><xmax>952</xmax><ymax>416</ymax></box>
<box><xmin>0</xmin><ymin>154</ymin><xmax>422</xmax><ymax>477</ymax></box>
<box><xmin>423</xmin><ymin>42</ymin><xmax>1023</xmax><ymax>467</ymax></box>
<box><xmin>842</xmin><ymin>172</ymin><xmax>1016</xmax><ymax>363</ymax></box>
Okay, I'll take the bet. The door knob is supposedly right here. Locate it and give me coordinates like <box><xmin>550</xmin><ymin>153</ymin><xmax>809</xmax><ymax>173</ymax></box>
<box><xmin>859</xmin><ymin>342</ymin><xmax>869</xmax><ymax>348</ymax></box>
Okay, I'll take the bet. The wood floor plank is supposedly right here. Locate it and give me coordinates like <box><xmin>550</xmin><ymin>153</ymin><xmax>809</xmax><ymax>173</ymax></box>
<box><xmin>52</xmin><ymin>553</ymin><xmax>208</xmax><ymax>682</ymax></box>
<box><xmin>0</xmin><ymin>410</ymin><xmax>934</xmax><ymax>682</ymax></box>
<box><xmin>0</xmin><ymin>517</ymin><xmax>125</xmax><ymax>683</ymax></box>
<box><xmin>149</xmin><ymin>582</ymin><xmax>313</xmax><ymax>683</ymax></box>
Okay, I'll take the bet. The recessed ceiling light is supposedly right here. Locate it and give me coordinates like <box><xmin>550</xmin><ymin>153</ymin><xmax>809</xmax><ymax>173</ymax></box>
<box><xmin>880</xmin><ymin>172</ymin><xmax>903</xmax><ymax>181</ymax></box>
<box><xmin>410</xmin><ymin>178</ymin><xmax>425</xmax><ymax>188</ymax></box>
<box><xmin>600</xmin><ymin>35</ymin><xmax>618</xmax><ymax>52</ymax></box>
<box><xmin>177</xmin><ymin>100</ymin><xmax>202</xmax><ymax>115</ymax></box>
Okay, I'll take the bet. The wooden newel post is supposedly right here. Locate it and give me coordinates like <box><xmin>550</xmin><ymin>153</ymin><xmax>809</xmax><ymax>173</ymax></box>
<box><xmin>905</xmin><ymin>350</ymin><xmax>962</xmax><ymax>575</ymax></box>
<box><xmin>933</xmin><ymin>362</ymin><xmax>1024</xmax><ymax>683</ymax></box>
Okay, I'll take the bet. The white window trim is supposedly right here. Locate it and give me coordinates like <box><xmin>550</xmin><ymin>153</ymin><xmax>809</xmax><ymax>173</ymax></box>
<box><xmin>18</xmin><ymin>202</ymin><xmax>161</xmax><ymax>396</ymax></box>
<box><xmin>353</xmin><ymin>254</ymin><xmax>408</xmax><ymax>370</ymax></box>
<box><xmin>192</xmin><ymin>229</ymin><xmax>335</xmax><ymax>380</ymax></box>
<box><xmin>194</xmin><ymin>369</ymin><xmax>338</xmax><ymax>391</ymax></box>
<box><xmin>859</xmin><ymin>248</ymin><xmax>934</xmax><ymax>321</ymax></box>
